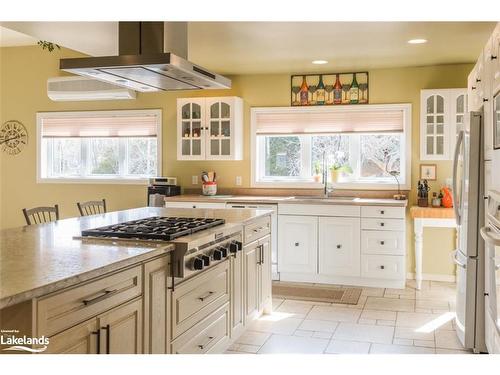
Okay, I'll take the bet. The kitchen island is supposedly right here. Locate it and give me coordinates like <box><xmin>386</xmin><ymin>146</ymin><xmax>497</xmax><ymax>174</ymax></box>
<box><xmin>0</xmin><ymin>207</ymin><xmax>273</xmax><ymax>354</ymax></box>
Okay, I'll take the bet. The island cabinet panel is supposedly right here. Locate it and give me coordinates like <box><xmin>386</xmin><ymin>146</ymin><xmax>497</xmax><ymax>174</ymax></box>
<box><xmin>319</xmin><ymin>217</ymin><xmax>361</xmax><ymax>277</ymax></box>
<box><xmin>230</xmin><ymin>246</ymin><xmax>245</xmax><ymax>338</ymax></box>
<box><xmin>244</xmin><ymin>234</ymin><xmax>272</xmax><ymax>324</ymax></box>
<box><xmin>36</xmin><ymin>265</ymin><xmax>142</xmax><ymax>337</ymax></box>
<box><xmin>244</xmin><ymin>216</ymin><xmax>271</xmax><ymax>244</ymax></box>
<box><xmin>171</xmin><ymin>260</ymin><xmax>230</xmax><ymax>339</ymax></box>
<box><xmin>97</xmin><ymin>298</ymin><xmax>143</xmax><ymax>354</ymax></box>
<box><xmin>244</xmin><ymin>241</ymin><xmax>260</xmax><ymax>322</ymax></box>
<box><xmin>259</xmin><ymin>235</ymin><xmax>272</xmax><ymax>313</ymax></box>
<box><xmin>44</xmin><ymin>318</ymin><xmax>98</xmax><ymax>354</ymax></box>
<box><xmin>143</xmin><ymin>255</ymin><xmax>171</xmax><ymax>354</ymax></box>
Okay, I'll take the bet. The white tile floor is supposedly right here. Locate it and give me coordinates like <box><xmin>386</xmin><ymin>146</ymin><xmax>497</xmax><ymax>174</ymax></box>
<box><xmin>226</xmin><ymin>280</ymin><xmax>472</xmax><ymax>354</ymax></box>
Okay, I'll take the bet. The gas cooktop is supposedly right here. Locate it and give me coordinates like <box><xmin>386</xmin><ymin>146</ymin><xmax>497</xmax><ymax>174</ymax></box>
<box><xmin>81</xmin><ymin>216</ymin><xmax>226</xmax><ymax>241</ymax></box>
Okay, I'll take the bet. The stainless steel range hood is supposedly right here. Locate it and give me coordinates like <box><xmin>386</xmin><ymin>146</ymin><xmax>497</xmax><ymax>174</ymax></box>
<box><xmin>60</xmin><ymin>22</ymin><xmax>231</xmax><ymax>92</ymax></box>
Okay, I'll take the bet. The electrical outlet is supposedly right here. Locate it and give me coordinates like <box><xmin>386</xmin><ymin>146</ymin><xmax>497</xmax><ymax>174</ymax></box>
<box><xmin>192</xmin><ymin>175</ymin><xmax>198</xmax><ymax>185</ymax></box>
<box><xmin>235</xmin><ymin>176</ymin><xmax>242</xmax><ymax>186</ymax></box>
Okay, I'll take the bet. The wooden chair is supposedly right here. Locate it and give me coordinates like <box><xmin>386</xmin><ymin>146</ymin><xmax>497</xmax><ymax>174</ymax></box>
<box><xmin>22</xmin><ymin>205</ymin><xmax>60</xmax><ymax>225</ymax></box>
<box><xmin>77</xmin><ymin>199</ymin><xmax>107</xmax><ymax>216</ymax></box>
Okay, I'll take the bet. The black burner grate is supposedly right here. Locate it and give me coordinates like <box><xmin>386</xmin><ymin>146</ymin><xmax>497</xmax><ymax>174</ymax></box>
<box><xmin>81</xmin><ymin>216</ymin><xmax>225</xmax><ymax>240</ymax></box>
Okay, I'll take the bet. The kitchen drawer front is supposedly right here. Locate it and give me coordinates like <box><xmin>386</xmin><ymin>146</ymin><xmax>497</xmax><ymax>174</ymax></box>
<box><xmin>171</xmin><ymin>303</ymin><xmax>230</xmax><ymax>354</ymax></box>
<box><xmin>361</xmin><ymin>231</ymin><xmax>405</xmax><ymax>255</ymax></box>
<box><xmin>37</xmin><ymin>266</ymin><xmax>142</xmax><ymax>337</ymax></box>
<box><xmin>172</xmin><ymin>260</ymin><xmax>230</xmax><ymax>338</ymax></box>
<box><xmin>244</xmin><ymin>216</ymin><xmax>271</xmax><ymax>244</ymax></box>
<box><xmin>361</xmin><ymin>206</ymin><xmax>405</xmax><ymax>219</ymax></box>
<box><xmin>278</xmin><ymin>204</ymin><xmax>360</xmax><ymax>217</ymax></box>
<box><xmin>165</xmin><ymin>201</ymin><xmax>227</xmax><ymax>209</ymax></box>
<box><xmin>361</xmin><ymin>218</ymin><xmax>405</xmax><ymax>231</ymax></box>
<box><xmin>361</xmin><ymin>255</ymin><xmax>405</xmax><ymax>280</ymax></box>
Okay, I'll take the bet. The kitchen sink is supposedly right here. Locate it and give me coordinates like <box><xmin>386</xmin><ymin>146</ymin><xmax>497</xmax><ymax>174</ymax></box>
<box><xmin>293</xmin><ymin>195</ymin><xmax>357</xmax><ymax>201</ymax></box>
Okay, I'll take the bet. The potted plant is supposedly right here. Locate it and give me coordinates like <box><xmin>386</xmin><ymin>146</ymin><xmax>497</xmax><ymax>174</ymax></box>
<box><xmin>329</xmin><ymin>162</ymin><xmax>352</xmax><ymax>183</ymax></box>
<box><xmin>313</xmin><ymin>161</ymin><xmax>322</xmax><ymax>183</ymax></box>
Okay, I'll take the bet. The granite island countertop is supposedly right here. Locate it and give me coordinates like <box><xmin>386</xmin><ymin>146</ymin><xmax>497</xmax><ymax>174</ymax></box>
<box><xmin>165</xmin><ymin>194</ymin><xmax>408</xmax><ymax>207</ymax></box>
<box><xmin>0</xmin><ymin>207</ymin><xmax>272</xmax><ymax>309</ymax></box>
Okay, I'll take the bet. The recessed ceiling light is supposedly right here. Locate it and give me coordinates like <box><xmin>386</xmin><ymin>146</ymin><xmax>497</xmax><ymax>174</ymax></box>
<box><xmin>312</xmin><ymin>60</ymin><xmax>328</xmax><ymax>65</ymax></box>
<box><xmin>407</xmin><ymin>39</ymin><xmax>427</xmax><ymax>44</ymax></box>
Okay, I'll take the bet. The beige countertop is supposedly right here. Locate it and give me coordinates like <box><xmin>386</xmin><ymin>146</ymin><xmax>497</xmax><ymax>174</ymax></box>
<box><xmin>410</xmin><ymin>206</ymin><xmax>455</xmax><ymax>219</ymax></box>
<box><xmin>165</xmin><ymin>194</ymin><xmax>408</xmax><ymax>207</ymax></box>
<box><xmin>0</xmin><ymin>207</ymin><xmax>270</xmax><ymax>309</ymax></box>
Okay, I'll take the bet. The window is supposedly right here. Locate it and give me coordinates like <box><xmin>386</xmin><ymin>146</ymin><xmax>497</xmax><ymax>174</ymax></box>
<box><xmin>251</xmin><ymin>104</ymin><xmax>411</xmax><ymax>189</ymax></box>
<box><xmin>37</xmin><ymin>110</ymin><xmax>161</xmax><ymax>183</ymax></box>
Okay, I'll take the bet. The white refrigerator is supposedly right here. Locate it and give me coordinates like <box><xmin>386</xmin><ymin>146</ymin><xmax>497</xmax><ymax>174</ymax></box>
<box><xmin>452</xmin><ymin>110</ymin><xmax>487</xmax><ymax>353</ymax></box>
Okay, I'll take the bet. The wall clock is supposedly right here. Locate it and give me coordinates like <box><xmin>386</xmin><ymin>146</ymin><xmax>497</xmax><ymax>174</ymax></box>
<box><xmin>0</xmin><ymin>120</ymin><xmax>28</xmax><ymax>155</ymax></box>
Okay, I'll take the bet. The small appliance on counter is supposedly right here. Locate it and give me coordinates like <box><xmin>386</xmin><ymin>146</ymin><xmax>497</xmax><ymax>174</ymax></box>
<box><xmin>148</xmin><ymin>177</ymin><xmax>181</xmax><ymax>207</ymax></box>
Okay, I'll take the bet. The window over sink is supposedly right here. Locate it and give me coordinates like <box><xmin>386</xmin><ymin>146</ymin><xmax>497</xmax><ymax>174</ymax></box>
<box><xmin>251</xmin><ymin>104</ymin><xmax>411</xmax><ymax>189</ymax></box>
<box><xmin>37</xmin><ymin>109</ymin><xmax>161</xmax><ymax>183</ymax></box>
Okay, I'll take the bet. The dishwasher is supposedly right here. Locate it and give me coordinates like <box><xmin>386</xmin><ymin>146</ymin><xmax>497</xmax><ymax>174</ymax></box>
<box><xmin>226</xmin><ymin>203</ymin><xmax>279</xmax><ymax>280</ymax></box>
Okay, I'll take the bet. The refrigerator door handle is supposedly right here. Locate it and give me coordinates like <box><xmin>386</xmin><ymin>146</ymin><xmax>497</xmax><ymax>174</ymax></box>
<box><xmin>451</xmin><ymin>249</ymin><xmax>467</xmax><ymax>269</ymax></box>
<box><xmin>480</xmin><ymin>226</ymin><xmax>500</xmax><ymax>246</ymax></box>
<box><xmin>452</xmin><ymin>130</ymin><xmax>464</xmax><ymax>226</ymax></box>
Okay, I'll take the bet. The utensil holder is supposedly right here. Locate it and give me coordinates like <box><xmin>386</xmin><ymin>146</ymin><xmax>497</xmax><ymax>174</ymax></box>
<box><xmin>202</xmin><ymin>182</ymin><xmax>217</xmax><ymax>196</ymax></box>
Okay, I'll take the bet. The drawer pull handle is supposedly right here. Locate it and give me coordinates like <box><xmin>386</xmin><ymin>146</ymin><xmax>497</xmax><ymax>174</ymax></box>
<box><xmin>295</xmin><ymin>242</ymin><xmax>300</xmax><ymax>247</ymax></box>
<box><xmin>380</xmin><ymin>241</ymin><xmax>385</xmax><ymax>245</ymax></box>
<box><xmin>198</xmin><ymin>336</ymin><xmax>216</xmax><ymax>350</ymax></box>
<box><xmin>253</xmin><ymin>226</ymin><xmax>264</xmax><ymax>232</ymax></box>
<box><xmin>380</xmin><ymin>265</ymin><xmax>385</xmax><ymax>270</ymax></box>
<box><xmin>336</xmin><ymin>244</ymin><xmax>342</xmax><ymax>249</ymax></box>
<box><xmin>198</xmin><ymin>291</ymin><xmax>214</xmax><ymax>302</ymax></box>
<box><xmin>380</xmin><ymin>210</ymin><xmax>385</xmax><ymax>214</ymax></box>
<box><xmin>82</xmin><ymin>289</ymin><xmax>118</xmax><ymax>306</ymax></box>
<box><xmin>380</xmin><ymin>222</ymin><xmax>385</xmax><ymax>227</ymax></box>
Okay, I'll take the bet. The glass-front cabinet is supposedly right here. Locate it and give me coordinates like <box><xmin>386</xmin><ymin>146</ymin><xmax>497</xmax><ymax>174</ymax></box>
<box><xmin>178</xmin><ymin>99</ymin><xmax>205</xmax><ymax>160</ymax></box>
<box><xmin>420</xmin><ymin>88</ymin><xmax>467</xmax><ymax>161</ymax></box>
<box><xmin>177</xmin><ymin>97</ymin><xmax>243</xmax><ymax>160</ymax></box>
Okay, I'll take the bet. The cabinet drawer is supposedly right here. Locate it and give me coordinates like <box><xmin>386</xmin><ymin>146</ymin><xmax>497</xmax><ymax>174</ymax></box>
<box><xmin>361</xmin><ymin>255</ymin><xmax>405</xmax><ymax>280</ymax></box>
<box><xmin>361</xmin><ymin>231</ymin><xmax>405</xmax><ymax>255</ymax></box>
<box><xmin>244</xmin><ymin>216</ymin><xmax>271</xmax><ymax>244</ymax></box>
<box><xmin>361</xmin><ymin>218</ymin><xmax>405</xmax><ymax>231</ymax></box>
<box><xmin>172</xmin><ymin>260</ymin><xmax>230</xmax><ymax>338</ymax></box>
<box><xmin>165</xmin><ymin>201</ymin><xmax>226</xmax><ymax>209</ymax></box>
<box><xmin>361</xmin><ymin>206</ymin><xmax>405</xmax><ymax>219</ymax></box>
<box><xmin>37</xmin><ymin>266</ymin><xmax>142</xmax><ymax>337</ymax></box>
<box><xmin>171</xmin><ymin>303</ymin><xmax>230</xmax><ymax>354</ymax></box>
<box><xmin>278</xmin><ymin>204</ymin><xmax>360</xmax><ymax>217</ymax></box>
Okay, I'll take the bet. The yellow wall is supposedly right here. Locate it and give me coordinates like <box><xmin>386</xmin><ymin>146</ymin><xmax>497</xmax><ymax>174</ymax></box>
<box><xmin>1</xmin><ymin>45</ymin><xmax>470</xmax><ymax>277</ymax></box>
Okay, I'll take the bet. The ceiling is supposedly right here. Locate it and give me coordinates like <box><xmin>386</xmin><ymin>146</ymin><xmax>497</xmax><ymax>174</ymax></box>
<box><xmin>0</xmin><ymin>26</ymin><xmax>37</xmax><ymax>47</ymax></box>
<box><xmin>1</xmin><ymin>22</ymin><xmax>496</xmax><ymax>74</ymax></box>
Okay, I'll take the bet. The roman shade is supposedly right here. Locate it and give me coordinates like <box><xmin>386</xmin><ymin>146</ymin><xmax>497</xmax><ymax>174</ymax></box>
<box><xmin>255</xmin><ymin>107</ymin><xmax>405</xmax><ymax>135</ymax></box>
<box><xmin>40</xmin><ymin>111</ymin><xmax>159</xmax><ymax>138</ymax></box>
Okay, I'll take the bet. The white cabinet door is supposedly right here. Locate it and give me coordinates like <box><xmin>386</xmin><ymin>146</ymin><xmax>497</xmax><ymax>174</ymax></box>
<box><xmin>468</xmin><ymin>57</ymin><xmax>484</xmax><ymax>112</ymax></box>
<box><xmin>492</xmin><ymin>24</ymin><xmax>500</xmax><ymax>96</ymax></box>
<box><xmin>420</xmin><ymin>89</ymin><xmax>451</xmax><ymax>160</ymax></box>
<box><xmin>319</xmin><ymin>217</ymin><xmax>360</xmax><ymax>277</ymax></box>
<box><xmin>177</xmin><ymin>98</ymin><xmax>205</xmax><ymax>160</ymax></box>
<box><xmin>205</xmin><ymin>97</ymin><xmax>243</xmax><ymax>160</ymax></box>
<box><xmin>449</xmin><ymin>89</ymin><xmax>468</xmax><ymax>158</ymax></box>
<box><xmin>278</xmin><ymin>215</ymin><xmax>318</xmax><ymax>274</ymax></box>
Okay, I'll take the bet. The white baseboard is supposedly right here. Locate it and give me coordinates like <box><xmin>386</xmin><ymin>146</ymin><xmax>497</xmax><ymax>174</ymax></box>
<box><xmin>406</xmin><ymin>272</ymin><xmax>456</xmax><ymax>283</ymax></box>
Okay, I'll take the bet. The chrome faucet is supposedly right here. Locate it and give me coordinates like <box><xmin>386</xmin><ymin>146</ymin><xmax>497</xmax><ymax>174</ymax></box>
<box><xmin>322</xmin><ymin>151</ymin><xmax>330</xmax><ymax>198</ymax></box>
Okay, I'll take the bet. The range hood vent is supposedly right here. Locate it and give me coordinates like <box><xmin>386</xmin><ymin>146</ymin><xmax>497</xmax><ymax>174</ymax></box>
<box><xmin>60</xmin><ymin>22</ymin><xmax>231</xmax><ymax>92</ymax></box>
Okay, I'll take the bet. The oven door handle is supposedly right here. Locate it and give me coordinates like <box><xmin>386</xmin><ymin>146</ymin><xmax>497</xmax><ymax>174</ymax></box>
<box><xmin>451</xmin><ymin>249</ymin><xmax>467</xmax><ymax>269</ymax></box>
